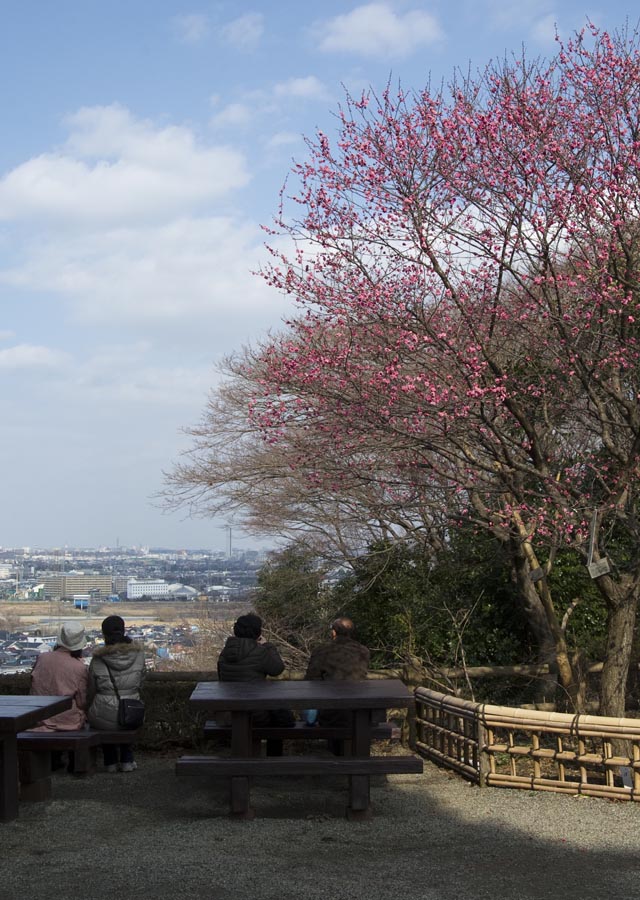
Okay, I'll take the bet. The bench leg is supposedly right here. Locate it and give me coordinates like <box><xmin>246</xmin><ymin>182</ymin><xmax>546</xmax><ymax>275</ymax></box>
<box><xmin>347</xmin><ymin>775</ymin><xmax>372</xmax><ymax>821</ymax></box>
<box><xmin>229</xmin><ymin>777</ymin><xmax>255</xmax><ymax>820</ymax></box>
<box><xmin>71</xmin><ymin>745</ymin><xmax>97</xmax><ymax>776</ymax></box>
<box><xmin>347</xmin><ymin>709</ymin><xmax>372</xmax><ymax>819</ymax></box>
<box><xmin>1</xmin><ymin>737</ymin><xmax>20</xmax><ymax>821</ymax></box>
<box><xmin>18</xmin><ymin>751</ymin><xmax>52</xmax><ymax>803</ymax></box>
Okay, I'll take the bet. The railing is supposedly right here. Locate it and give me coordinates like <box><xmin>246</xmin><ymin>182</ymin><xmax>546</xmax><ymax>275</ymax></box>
<box><xmin>415</xmin><ymin>687</ymin><xmax>640</xmax><ymax>801</ymax></box>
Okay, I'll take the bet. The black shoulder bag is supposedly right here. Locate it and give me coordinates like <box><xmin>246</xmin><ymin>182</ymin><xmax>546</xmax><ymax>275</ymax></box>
<box><xmin>103</xmin><ymin>661</ymin><xmax>145</xmax><ymax>729</ymax></box>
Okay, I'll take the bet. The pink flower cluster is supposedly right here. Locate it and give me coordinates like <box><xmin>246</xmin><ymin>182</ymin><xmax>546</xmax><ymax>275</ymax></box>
<box><xmin>248</xmin><ymin>25</ymin><xmax>640</xmax><ymax>558</ymax></box>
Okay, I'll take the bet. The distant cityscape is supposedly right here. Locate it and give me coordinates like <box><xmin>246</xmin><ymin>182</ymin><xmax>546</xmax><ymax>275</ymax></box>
<box><xmin>0</xmin><ymin>544</ymin><xmax>271</xmax><ymax>604</ymax></box>
<box><xmin>0</xmin><ymin>620</ymin><xmax>218</xmax><ymax>675</ymax></box>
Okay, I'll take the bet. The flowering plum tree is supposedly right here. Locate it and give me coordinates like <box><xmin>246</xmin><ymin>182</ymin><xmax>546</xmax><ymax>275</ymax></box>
<box><xmin>171</xmin><ymin>25</ymin><xmax>640</xmax><ymax>715</ymax></box>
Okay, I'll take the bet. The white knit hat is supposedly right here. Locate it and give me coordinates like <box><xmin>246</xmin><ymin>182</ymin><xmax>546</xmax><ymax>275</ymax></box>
<box><xmin>58</xmin><ymin>621</ymin><xmax>87</xmax><ymax>652</ymax></box>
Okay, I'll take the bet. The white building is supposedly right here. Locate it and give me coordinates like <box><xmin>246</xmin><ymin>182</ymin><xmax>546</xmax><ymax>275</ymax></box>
<box><xmin>166</xmin><ymin>583</ymin><xmax>198</xmax><ymax>599</ymax></box>
<box><xmin>126</xmin><ymin>579</ymin><xmax>171</xmax><ymax>599</ymax></box>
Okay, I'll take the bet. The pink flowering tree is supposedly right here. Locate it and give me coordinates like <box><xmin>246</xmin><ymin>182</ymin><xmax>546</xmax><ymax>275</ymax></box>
<box><xmin>170</xmin><ymin>26</ymin><xmax>640</xmax><ymax>715</ymax></box>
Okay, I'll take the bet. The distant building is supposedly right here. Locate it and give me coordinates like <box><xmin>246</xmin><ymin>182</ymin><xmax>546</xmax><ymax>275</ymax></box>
<box><xmin>112</xmin><ymin>576</ymin><xmax>129</xmax><ymax>593</ymax></box>
<box><xmin>126</xmin><ymin>579</ymin><xmax>171</xmax><ymax>599</ymax></box>
<box><xmin>166</xmin><ymin>583</ymin><xmax>198</xmax><ymax>600</ymax></box>
<box><xmin>43</xmin><ymin>574</ymin><xmax>112</xmax><ymax>599</ymax></box>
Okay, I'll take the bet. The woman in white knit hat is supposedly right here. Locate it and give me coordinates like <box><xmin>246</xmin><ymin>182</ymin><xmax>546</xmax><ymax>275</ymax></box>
<box><xmin>30</xmin><ymin>621</ymin><xmax>89</xmax><ymax>732</ymax></box>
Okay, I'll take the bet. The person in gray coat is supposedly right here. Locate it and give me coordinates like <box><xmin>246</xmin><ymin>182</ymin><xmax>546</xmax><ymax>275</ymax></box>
<box><xmin>88</xmin><ymin>615</ymin><xmax>145</xmax><ymax>773</ymax></box>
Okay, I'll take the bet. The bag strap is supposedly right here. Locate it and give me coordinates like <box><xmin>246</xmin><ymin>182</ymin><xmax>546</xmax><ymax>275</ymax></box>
<box><xmin>103</xmin><ymin>660</ymin><xmax>121</xmax><ymax>700</ymax></box>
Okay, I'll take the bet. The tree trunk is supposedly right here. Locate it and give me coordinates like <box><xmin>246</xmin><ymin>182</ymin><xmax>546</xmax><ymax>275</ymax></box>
<box><xmin>509</xmin><ymin>537</ymin><xmax>586</xmax><ymax>709</ymax></box>
<box><xmin>598</xmin><ymin>575</ymin><xmax>639</xmax><ymax>719</ymax></box>
<box><xmin>518</xmin><ymin>576</ymin><xmax>559</xmax><ymax>702</ymax></box>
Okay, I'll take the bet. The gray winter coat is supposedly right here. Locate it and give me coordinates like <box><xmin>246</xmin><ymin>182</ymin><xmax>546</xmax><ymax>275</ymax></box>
<box><xmin>87</xmin><ymin>640</ymin><xmax>145</xmax><ymax>731</ymax></box>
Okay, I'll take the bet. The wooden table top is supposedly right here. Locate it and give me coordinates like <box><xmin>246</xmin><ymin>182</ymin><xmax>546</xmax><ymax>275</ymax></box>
<box><xmin>190</xmin><ymin>678</ymin><xmax>415</xmax><ymax>711</ymax></box>
<box><xmin>0</xmin><ymin>696</ymin><xmax>72</xmax><ymax>733</ymax></box>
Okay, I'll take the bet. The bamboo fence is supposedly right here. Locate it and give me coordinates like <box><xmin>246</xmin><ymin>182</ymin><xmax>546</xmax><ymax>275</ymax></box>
<box><xmin>415</xmin><ymin>687</ymin><xmax>640</xmax><ymax>801</ymax></box>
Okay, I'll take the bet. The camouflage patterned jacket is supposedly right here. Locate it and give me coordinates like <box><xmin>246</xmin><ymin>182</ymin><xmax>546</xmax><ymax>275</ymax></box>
<box><xmin>304</xmin><ymin>635</ymin><xmax>370</xmax><ymax>681</ymax></box>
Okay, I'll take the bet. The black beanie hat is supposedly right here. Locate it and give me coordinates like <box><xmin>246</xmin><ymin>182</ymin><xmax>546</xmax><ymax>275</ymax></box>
<box><xmin>233</xmin><ymin>613</ymin><xmax>262</xmax><ymax>640</ymax></box>
<box><xmin>102</xmin><ymin>615</ymin><xmax>126</xmax><ymax>644</ymax></box>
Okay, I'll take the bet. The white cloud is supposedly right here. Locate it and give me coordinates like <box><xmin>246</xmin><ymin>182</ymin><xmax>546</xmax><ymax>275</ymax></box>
<box><xmin>75</xmin><ymin>344</ymin><xmax>214</xmax><ymax>408</ymax></box>
<box><xmin>0</xmin><ymin>103</ymin><xmax>296</xmax><ymax>365</ymax></box>
<box><xmin>210</xmin><ymin>77</ymin><xmax>331</xmax><ymax>134</ymax></box>
<box><xmin>0</xmin><ymin>343</ymin><xmax>69</xmax><ymax>369</ymax></box>
<box><xmin>273</xmin><ymin>76</ymin><xmax>331</xmax><ymax>102</ymax></box>
<box><xmin>221</xmin><ymin>12</ymin><xmax>264</xmax><ymax>50</ymax></box>
<box><xmin>483</xmin><ymin>0</ymin><xmax>536</xmax><ymax>30</ymax></box>
<box><xmin>482</xmin><ymin>0</ymin><xmax>559</xmax><ymax>42</ymax></box>
<box><xmin>316</xmin><ymin>3</ymin><xmax>443</xmax><ymax>58</ymax></box>
<box><xmin>265</xmin><ymin>132</ymin><xmax>302</xmax><ymax>150</ymax></box>
<box><xmin>0</xmin><ymin>105</ymin><xmax>250</xmax><ymax>227</ymax></box>
<box><xmin>0</xmin><ymin>329</ymin><xmax>15</xmax><ymax>342</ymax></box>
<box><xmin>211</xmin><ymin>102</ymin><xmax>254</xmax><ymax>129</ymax></box>
<box><xmin>173</xmin><ymin>13</ymin><xmax>210</xmax><ymax>44</ymax></box>
<box><xmin>531</xmin><ymin>14</ymin><xmax>559</xmax><ymax>45</ymax></box>
<box><xmin>0</xmin><ymin>216</ymin><xmax>291</xmax><ymax>350</ymax></box>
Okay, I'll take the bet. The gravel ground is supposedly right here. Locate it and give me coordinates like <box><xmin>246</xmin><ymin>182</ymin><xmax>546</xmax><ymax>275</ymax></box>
<box><xmin>1</xmin><ymin>751</ymin><xmax>639</xmax><ymax>900</ymax></box>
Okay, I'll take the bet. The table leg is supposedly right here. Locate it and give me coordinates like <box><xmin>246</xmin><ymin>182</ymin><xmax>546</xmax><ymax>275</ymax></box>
<box><xmin>230</xmin><ymin>711</ymin><xmax>252</xmax><ymax>756</ymax></box>
<box><xmin>351</xmin><ymin>709</ymin><xmax>372</xmax><ymax>757</ymax></box>
<box><xmin>229</xmin><ymin>711</ymin><xmax>255</xmax><ymax>819</ymax></box>
<box><xmin>0</xmin><ymin>735</ymin><xmax>19</xmax><ymax>822</ymax></box>
<box><xmin>347</xmin><ymin>709</ymin><xmax>373</xmax><ymax>820</ymax></box>
<box><xmin>18</xmin><ymin>750</ymin><xmax>52</xmax><ymax>803</ymax></box>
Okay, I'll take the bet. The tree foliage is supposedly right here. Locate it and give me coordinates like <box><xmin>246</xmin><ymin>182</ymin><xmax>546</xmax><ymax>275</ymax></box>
<box><xmin>332</xmin><ymin>534</ymin><xmax>529</xmax><ymax>669</ymax></box>
<box><xmin>252</xmin><ymin>545</ymin><xmax>332</xmax><ymax>666</ymax></box>
<box><xmin>168</xmin><ymin>25</ymin><xmax>640</xmax><ymax>714</ymax></box>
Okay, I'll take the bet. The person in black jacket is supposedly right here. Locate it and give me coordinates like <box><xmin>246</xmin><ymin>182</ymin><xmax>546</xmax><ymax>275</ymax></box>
<box><xmin>217</xmin><ymin>614</ymin><xmax>285</xmax><ymax>683</ymax></box>
<box><xmin>217</xmin><ymin>613</ymin><xmax>294</xmax><ymax>753</ymax></box>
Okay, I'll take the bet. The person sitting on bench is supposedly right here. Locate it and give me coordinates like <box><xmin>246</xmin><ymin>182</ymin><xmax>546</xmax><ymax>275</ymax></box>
<box><xmin>305</xmin><ymin>617</ymin><xmax>370</xmax><ymax>684</ymax></box>
<box><xmin>88</xmin><ymin>615</ymin><xmax>145</xmax><ymax>773</ymax></box>
<box><xmin>30</xmin><ymin>621</ymin><xmax>89</xmax><ymax>731</ymax></box>
<box><xmin>305</xmin><ymin>618</ymin><xmax>377</xmax><ymax>747</ymax></box>
<box><xmin>29</xmin><ymin>621</ymin><xmax>89</xmax><ymax>770</ymax></box>
<box><xmin>217</xmin><ymin>613</ymin><xmax>294</xmax><ymax>754</ymax></box>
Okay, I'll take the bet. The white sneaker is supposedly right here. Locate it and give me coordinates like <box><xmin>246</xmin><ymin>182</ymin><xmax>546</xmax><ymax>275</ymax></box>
<box><xmin>105</xmin><ymin>764</ymin><xmax>118</xmax><ymax>774</ymax></box>
<box><xmin>121</xmin><ymin>761</ymin><xmax>137</xmax><ymax>772</ymax></box>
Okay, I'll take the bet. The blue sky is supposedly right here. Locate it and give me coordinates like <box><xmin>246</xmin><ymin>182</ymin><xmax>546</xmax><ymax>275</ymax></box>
<box><xmin>0</xmin><ymin>1</ymin><xmax>636</xmax><ymax>551</ymax></box>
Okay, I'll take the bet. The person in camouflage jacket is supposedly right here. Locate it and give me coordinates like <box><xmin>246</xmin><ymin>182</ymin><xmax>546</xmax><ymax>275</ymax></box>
<box><xmin>304</xmin><ymin>617</ymin><xmax>370</xmax><ymax>681</ymax></box>
<box><xmin>305</xmin><ymin>618</ymin><xmax>371</xmax><ymax>732</ymax></box>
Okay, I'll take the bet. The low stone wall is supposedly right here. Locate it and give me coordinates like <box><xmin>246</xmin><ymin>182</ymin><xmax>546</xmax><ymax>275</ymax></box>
<box><xmin>0</xmin><ymin>670</ymin><xmax>219</xmax><ymax>750</ymax></box>
<box><xmin>0</xmin><ymin>668</ymin><xmax>410</xmax><ymax>750</ymax></box>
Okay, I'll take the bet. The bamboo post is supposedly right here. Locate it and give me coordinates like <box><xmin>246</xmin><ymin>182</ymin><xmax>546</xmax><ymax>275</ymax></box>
<box><xmin>477</xmin><ymin>719</ymin><xmax>489</xmax><ymax>787</ymax></box>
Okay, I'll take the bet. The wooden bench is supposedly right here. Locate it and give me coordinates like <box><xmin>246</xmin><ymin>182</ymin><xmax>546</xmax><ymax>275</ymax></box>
<box><xmin>177</xmin><ymin>753</ymin><xmax>422</xmax><ymax>777</ymax></box>
<box><xmin>203</xmin><ymin>720</ymin><xmax>400</xmax><ymax>741</ymax></box>
<box><xmin>203</xmin><ymin>719</ymin><xmax>400</xmax><ymax>756</ymax></box>
<box><xmin>176</xmin><ymin>752</ymin><xmax>423</xmax><ymax>819</ymax></box>
<box><xmin>17</xmin><ymin>729</ymin><xmax>141</xmax><ymax>802</ymax></box>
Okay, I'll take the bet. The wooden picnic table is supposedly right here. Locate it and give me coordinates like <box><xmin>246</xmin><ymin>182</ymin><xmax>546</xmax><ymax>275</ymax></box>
<box><xmin>0</xmin><ymin>695</ymin><xmax>72</xmax><ymax>821</ymax></box>
<box><xmin>180</xmin><ymin>678</ymin><xmax>422</xmax><ymax>819</ymax></box>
